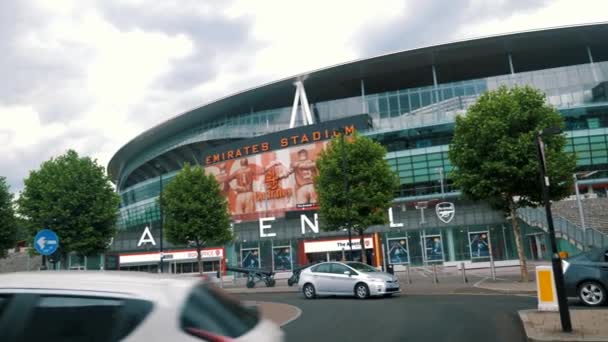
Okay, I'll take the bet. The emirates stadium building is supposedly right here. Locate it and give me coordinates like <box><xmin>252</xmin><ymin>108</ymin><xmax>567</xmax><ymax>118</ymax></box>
<box><xmin>102</xmin><ymin>23</ymin><xmax>608</xmax><ymax>275</ymax></box>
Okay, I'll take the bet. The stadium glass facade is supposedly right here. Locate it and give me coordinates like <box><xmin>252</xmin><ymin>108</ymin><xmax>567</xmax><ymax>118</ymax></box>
<box><xmin>98</xmin><ymin>24</ymin><xmax>608</xmax><ymax>275</ymax></box>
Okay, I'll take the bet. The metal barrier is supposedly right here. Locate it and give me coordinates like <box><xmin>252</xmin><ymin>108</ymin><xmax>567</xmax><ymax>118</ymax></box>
<box><xmin>517</xmin><ymin>207</ymin><xmax>608</xmax><ymax>250</ymax></box>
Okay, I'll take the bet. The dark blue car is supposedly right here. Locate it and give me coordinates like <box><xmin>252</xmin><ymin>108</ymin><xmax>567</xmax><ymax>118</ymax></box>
<box><xmin>563</xmin><ymin>248</ymin><xmax>608</xmax><ymax>306</ymax></box>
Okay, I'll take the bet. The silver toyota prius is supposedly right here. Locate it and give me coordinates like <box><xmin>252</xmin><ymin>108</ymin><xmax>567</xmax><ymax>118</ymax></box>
<box><xmin>298</xmin><ymin>261</ymin><xmax>400</xmax><ymax>299</ymax></box>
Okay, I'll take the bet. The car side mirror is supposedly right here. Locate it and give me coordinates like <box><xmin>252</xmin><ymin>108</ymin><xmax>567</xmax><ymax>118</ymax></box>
<box><xmin>344</xmin><ymin>271</ymin><xmax>351</xmax><ymax>276</ymax></box>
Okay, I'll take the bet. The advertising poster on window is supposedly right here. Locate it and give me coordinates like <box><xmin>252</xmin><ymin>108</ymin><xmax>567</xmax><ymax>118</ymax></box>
<box><xmin>386</xmin><ymin>238</ymin><xmax>410</xmax><ymax>265</ymax></box>
<box><xmin>424</xmin><ymin>235</ymin><xmax>444</xmax><ymax>262</ymax></box>
<box><xmin>241</xmin><ymin>248</ymin><xmax>260</xmax><ymax>269</ymax></box>
<box><xmin>469</xmin><ymin>231</ymin><xmax>490</xmax><ymax>258</ymax></box>
<box><xmin>273</xmin><ymin>246</ymin><xmax>292</xmax><ymax>271</ymax></box>
<box><xmin>205</xmin><ymin>141</ymin><xmax>327</xmax><ymax>222</ymax></box>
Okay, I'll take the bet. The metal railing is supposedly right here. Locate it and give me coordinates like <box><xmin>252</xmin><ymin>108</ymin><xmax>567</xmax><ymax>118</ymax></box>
<box><xmin>517</xmin><ymin>207</ymin><xmax>608</xmax><ymax>250</ymax></box>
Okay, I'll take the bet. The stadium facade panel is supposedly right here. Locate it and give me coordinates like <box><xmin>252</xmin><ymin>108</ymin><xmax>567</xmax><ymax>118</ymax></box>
<box><xmin>105</xmin><ymin>23</ymin><xmax>608</xmax><ymax>274</ymax></box>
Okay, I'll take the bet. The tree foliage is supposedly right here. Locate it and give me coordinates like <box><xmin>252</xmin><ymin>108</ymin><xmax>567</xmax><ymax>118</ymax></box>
<box><xmin>160</xmin><ymin>164</ymin><xmax>232</xmax><ymax>273</ymax></box>
<box><xmin>18</xmin><ymin>150</ymin><xmax>120</xmax><ymax>260</ymax></box>
<box><xmin>315</xmin><ymin>133</ymin><xmax>399</xmax><ymax>263</ymax></box>
<box><xmin>449</xmin><ymin>86</ymin><xmax>576</xmax><ymax>281</ymax></box>
<box><xmin>0</xmin><ymin>177</ymin><xmax>16</xmax><ymax>258</ymax></box>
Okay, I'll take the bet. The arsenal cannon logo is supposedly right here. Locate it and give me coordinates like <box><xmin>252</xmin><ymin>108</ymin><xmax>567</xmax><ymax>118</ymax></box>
<box><xmin>435</xmin><ymin>202</ymin><xmax>455</xmax><ymax>223</ymax></box>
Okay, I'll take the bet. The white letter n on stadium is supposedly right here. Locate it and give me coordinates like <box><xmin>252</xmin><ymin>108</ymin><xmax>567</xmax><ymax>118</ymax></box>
<box><xmin>301</xmin><ymin>214</ymin><xmax>319</xmax><ymax>234</ymax></box>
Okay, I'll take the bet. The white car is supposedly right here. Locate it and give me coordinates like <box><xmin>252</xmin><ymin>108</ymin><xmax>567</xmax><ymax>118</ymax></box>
<box><xmin>298</xmin><ymin>261</ymin><xmax>400</xmax><ymax>299</ymax></box>
<box><xmin>0</xmin><ymin>271</ymin><xmax>284</xmax><ymax>342</ymax></box>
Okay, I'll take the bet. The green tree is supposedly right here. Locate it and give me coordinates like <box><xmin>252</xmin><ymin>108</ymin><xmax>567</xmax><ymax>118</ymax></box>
<box><xmin>449</xmin><ymin>86</ymin><xmax>576</xmax><ymax>282</ymax></box>
<box><xmin>160</xmin><ymin>164</ymin><xmax>232</xmax><ymax>274</ymax></box>
<box><xmin>18</xmin><ymin>150</ymin><xmax>120</xmax><ymax>265</ymax></box>
<box><xmin>315</xmin><ymin>133</ymin><xmax>399</xmax><ymax>264</ymax></box>
<box><xmin>0</xmin><ymin>177</ymin><xmax>16</xmax><ymax>258</ymax></box>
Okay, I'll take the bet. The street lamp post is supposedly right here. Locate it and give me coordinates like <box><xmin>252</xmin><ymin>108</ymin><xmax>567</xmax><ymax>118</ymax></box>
<box><xmin>535</xmin><ymin>127</ymin><xmax>572</xmax><ymax>333</ymax></box>
<box><xmin>341</xmin><ymin>132</ymin><xmax>353</xmax><ymax>261</ymax></box>
<box><xmin>156</xmin><ymin>163</ymin><xmax>165</xmax><ymax>273</ymax></box>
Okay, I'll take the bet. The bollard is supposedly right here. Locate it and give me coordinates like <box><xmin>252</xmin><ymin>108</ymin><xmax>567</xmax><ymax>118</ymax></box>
<box><xmin>461</xmin><ymin>262</ymin><xmax>468</xmax><ymax>283</ymax></box>
<box><xmin>406</xmin><ymin>264</ymin><xmax>412</xmax><ymax>284</ymax></box>
<box><xmin>488</xmin><ymin>236</ymin><xmax>496</xmax><ymax>281</ymax></box>
<box><xmin>432</xmin><ymin>264</ymin><xmax>439</xmax><ymax>284</ymax></box>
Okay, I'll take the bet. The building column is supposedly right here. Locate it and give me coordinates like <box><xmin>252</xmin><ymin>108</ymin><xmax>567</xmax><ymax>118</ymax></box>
<box><xmin>587</xmin><ymin>46</ymin><xmax>599</xmax><ymax>82</ymax></box>
<box><xmin>446</xmin><ymin>228</ymin><xmax>456</xmax><ymax>262</ymax></box>
<box><xmin>508</xmin><ymin>53</ymin><xmax>515</xmax><ymax>75</ymax></box>
<box><xmin>360</xmin><ymin>79</ymin><xmax>366</xmax><ymax>113</ymax></box>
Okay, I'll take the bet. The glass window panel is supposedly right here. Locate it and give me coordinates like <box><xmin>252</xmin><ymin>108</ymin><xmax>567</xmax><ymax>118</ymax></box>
<box><xmin>412</xmin><ymin>155</ymin><xmax>426</xmax><ymax>163</ymax></box>
<box><xmin>572</xmin><ymin>137</ymin><xmax>589</xmax><ymax>145</ymax></box>
<box><xmin>399</xmin><ymin>170</ymin><xmax>413</xmax><ymax>178</ymax></box>
<box><xmin>398</xmin><ymin>94</ymin><xmax>410</xmax><ymax>114</ymax></box>
<box><xmin>591</xmin><ymin>142</ymin><xmax>606</xmax><ymax>150</ymax></box>
<box><xmin>389</xmin><ymin>96</ymin><xmax>400</xmax><ymax>117</ymax></box>
<box><xmin>589</xmin><ymin>135</ymin><xmax>605</xmax><ymax>143</ymax></box>
<box><xmin>576</xmin><ymin>151</ymin><xmax>591</xmax><ymax>159</ymax></box>
<box><xmin>574</xmin><ymin>144</ymin><xmax>590</xmax><ymax>152</ymax></box>
<box><xmin>397</xmin><ymin>157</ymin><xmax>412</xmax><ymax>165</ymax></box>
<box><xmin>400</xmin><ymin>177</ymin><xmax>415</xmax><ymax>184</ymax></box>
<box><xmin>429</xmin><ymin>173</ymin><xmax>440</xmax><ymax>181</ymax></box>
<box><xmin>442</xmin><ymin>88</ymin><xmax>454</xmax><ymax>100</ymax></box>
<box><xmin>413</xmin><ymin>168</ymin><xmax>429</xmax><ymax>176</ymax></box>
<box><xmin>592</xmin><ymin>149</ymin><xmax>607</xmax><ymax>157</ymax></box>
<box><xmin>592</xmin><ymin>157</ymin><xmax>608</xmax><ymax>164</ymax></box>
<box><xmin>577</xmin><ymin>158</ymin><xmax>592</xmax><ymax>166</ymax></box>
<box><xmin>397</xmin><ymin>164</ymin><xmax>412</xmax><ymax>173</ymax></box>
<box><xmin>415</xmin><ymin>175</ymin><xmax>430</xmax><ymax>182</ymax></box>
<box><xmin>426</xmin><ymin>153</ymin><xmax>442</xmax><ymax>161</ymax></box>
<box><xmin>367</xmin><ymin>99</ymin><xmax>378</xmax><ymax>114</ymax></box>
<box><xmin>379</xmin><ymin>97</ymin><xmax>389</xmax><ymax>116</ymax></box>
<box><xmin>454</xmin><ymin>86</ymin><xmax>465</xmax><ymax>97</ymax></box>
<box><xmin>410</xmin><ymin>93</ymin><xmax>421</xmax><ymax>111</ymax></box>
<box><xmin>420</xmin><ymin>91</ymin><xmax>431</xmax><ymax>107</ymax></box>
<box><xmin>428</xmin><ymin>160</ymin><xmax>443</xmax><ymax>167</ymax></box>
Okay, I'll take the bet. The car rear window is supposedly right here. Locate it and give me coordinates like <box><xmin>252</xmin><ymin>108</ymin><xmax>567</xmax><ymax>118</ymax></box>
<box><xmin>180</xmin><ymin>283</ymin><xmax>259</xmax><ymax>340</ymax></box>
<box><xmin>7</xmin><ymin>295</ymin><xmax>153</xmax><ymax>342</ymax></box>
<box><xmin>311</xmin><ymin>263</ymin><xmax>330</xmax><ymax>273</ymax></box>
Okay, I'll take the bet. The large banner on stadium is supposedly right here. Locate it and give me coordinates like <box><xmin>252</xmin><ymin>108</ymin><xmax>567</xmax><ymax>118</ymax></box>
<box><xmin>203</xmin><ymin>114</ymin><xmax>371</xmax><ymax>222</ymax></box>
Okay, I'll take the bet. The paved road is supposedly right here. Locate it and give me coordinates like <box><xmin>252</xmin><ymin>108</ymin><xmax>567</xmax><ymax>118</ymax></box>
<box><xmin>238</xmin><ymin>293</ymin><xmax>536</xmax><ymax>342</ymax></box>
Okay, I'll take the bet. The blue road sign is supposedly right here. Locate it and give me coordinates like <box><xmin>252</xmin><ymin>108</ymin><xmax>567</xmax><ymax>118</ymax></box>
<box><xmin>34</xmin><ymin>229</ymin><xmax>59</xmax><ymax>256</ymax></box>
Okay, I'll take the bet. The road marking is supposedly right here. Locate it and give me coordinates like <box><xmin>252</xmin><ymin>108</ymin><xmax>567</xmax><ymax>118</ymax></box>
<box><xmin>473</xmin><ymin>277</ymin><xmax>489</xmax><ymax>287</ymax></box>
<box><xmin>280</xmin><ymin>305</ymin><xmax>302</xmax><ymax>327</ymax></box>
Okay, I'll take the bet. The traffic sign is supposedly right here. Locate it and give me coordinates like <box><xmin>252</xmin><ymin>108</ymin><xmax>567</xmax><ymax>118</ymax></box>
<box><xmin>34</xmin><ymin>229</ymin><xmax>59</xmax><ymax>256</ymax></box>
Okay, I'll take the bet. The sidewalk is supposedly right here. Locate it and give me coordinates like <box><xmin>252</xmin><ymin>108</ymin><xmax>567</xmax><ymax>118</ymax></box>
<box><xmin>519</xmin><ymin>309</ymin><xmax>608</xmax><ymax>342</ymax></box>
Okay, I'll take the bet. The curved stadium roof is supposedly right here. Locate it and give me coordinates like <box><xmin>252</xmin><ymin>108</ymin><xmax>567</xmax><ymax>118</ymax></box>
<box><xmin>108</xmin><ymin>22</ymin><xmax>608</xmax><ymax>189</ymax></box>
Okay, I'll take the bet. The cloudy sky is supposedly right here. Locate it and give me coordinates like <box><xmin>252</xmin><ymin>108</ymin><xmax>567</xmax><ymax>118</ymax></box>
<box><xmin>1</xmin><ymin>0</ymin><xmax>606</xmax><ymax>193</ymax></box>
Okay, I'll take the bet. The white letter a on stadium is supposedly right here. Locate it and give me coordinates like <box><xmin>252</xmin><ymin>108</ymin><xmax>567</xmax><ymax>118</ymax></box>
<box><xmin>137</xmin><ymin>226</ymin><xmax>156</xmax><ymax>246</ymax></box>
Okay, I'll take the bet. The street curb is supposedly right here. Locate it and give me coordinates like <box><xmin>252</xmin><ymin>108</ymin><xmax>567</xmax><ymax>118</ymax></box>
<box><xmin>473</xmin><ymin>277</ymin><xmax>537</xmax><ymax>295</ymax></box>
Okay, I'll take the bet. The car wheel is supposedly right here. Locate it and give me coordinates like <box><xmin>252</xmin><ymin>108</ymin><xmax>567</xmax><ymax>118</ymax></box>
<box><xmin>287</xmin><ymin>279</ymin><xmax>294</xmax><ymax>287</ymax></box>
<box><xmin>578</xmin><ymin>281</ymin><xmax>606</xmax><ymax>306</ymax></box>
<box><xmin>246</xmin><ymin>280</ymin><xmax>255</xmax><ymax>288</ymax></box>
<box><xmin>355</xmin><ymin>283</ymin><xmax>369</xmax><ymax>299</ymax></box>
<box><xmin>266</xmin><ymin>279</ymin><xmax>276</xmax><ymax>287</ymax></box>
<box><xmin>303</xmin><ymin>283</ymin><xmax>316</xmax><ymax>299</ymax></box>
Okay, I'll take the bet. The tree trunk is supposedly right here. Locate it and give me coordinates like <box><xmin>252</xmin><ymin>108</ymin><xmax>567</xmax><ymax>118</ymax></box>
<box><xmin>196</xmin><ymin>245</ymin><xmax>203</xmax><ymax>275</ymax></box>
<box><xmin>359</xmin><ymin>232</ymin><xmax>367</xmax><ymax>264</ymax></box>
<box><xmin>510</xmin><ymin>205</ymin><xmax>529</xmax><ymax>282</ymax></box>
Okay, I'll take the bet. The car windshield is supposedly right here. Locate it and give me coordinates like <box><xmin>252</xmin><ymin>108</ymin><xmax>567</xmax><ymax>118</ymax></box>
<box><xmin>345</xmin><ymin>262</ymin><xmax>378</xmax><ymax>272</ymax></box>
